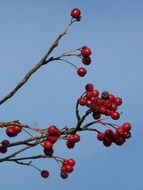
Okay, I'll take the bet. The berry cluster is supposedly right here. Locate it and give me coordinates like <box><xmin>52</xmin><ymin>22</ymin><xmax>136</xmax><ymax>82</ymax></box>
<box><xmin>77</xmin><ymin>46</ymin><xmax>92</xmax><ymax>77</ymax></box>
<box><xmin>60</xmin><ymin>158</ymin><xmax>76</xmax><ymax>179</ymax></box>
<box><xmin>66</xmin><ymin>133</ymin><xmax>80</xmax><ymax>149</ymax></box>
<box><xmin>78</xmin><ymin>83</ymin><xmax>122</xmax><ymax>120</ymax></box>
<box><xmin>6</xmin><ymin>125</ymin><xmax>22</xmax><ymax>137</ymax></box>
<box><xmin>43</xmin><ymin>125</ymin><xmax>61</xmax><ymax>157</ymax></box>
<box><xmin>97</xmin><ymin>123</ymin><xmax>132</xmax><ymax>147</ymax></box>
<box><xmin>0</xmin><ymin>7</ymin><xmax>132</xmax><ymax>182</ymax></box>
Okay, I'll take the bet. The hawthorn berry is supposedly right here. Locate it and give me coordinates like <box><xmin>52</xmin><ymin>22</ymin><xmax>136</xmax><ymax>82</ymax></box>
<box><xmin>101</xmin><ymin>91</ymin><xmax>109</xmax><ymax>99</ymax></box>
<box><xmin>122</xmin><ymin>123</ymin><xmax>132</xmax><ymax>132</ymax></box>
<box><xmin>71</xmin><ymin>8</ymin><xmax>81</xmax><ymax>19</ymax></box>
<box><xmin>64</xmin><ymin>165</ymin><xmax>73</xmax><ymax>173</ymax></box>
<box><xmin>41</xmin><ymin>170</ymin><xmax>49</xmax><ymax>178</ymax></box>
<box><xmin>44</xmin><ymin>148</ymin><xmax>54</xmax><ymax>157</ymax></box>
<box><xmin>97</xmin><ymin>132</ymin><xmax>104</xmax><ymax>141</ymax></box>
<box><xmin>47</xmin><ymin>125</ymin><xmax>60</xmax><ymax>136</ymax></box>
<box><xmin>85</xmin><ymin>83</ymin><xmax>94</xmax><ymax>91</ymax></box>
<box><xmin>43</xmin><ymin>141</ymin><xmax>53</xmax><ymax>150</ymax></box>
<box><xmin>81</xmin><ymin>47</ymin><xmax>92</xmax><ymax>57</ymax></box>
<box><xmin>60</xmin><ymin>172</ymin><xmax>68</xmax><ymax>179</ymax></box>
<box><xmin>46</xmin><ymin>135</ymin><xmax>58</xmax><ymax>144</ymax></box>
<box><xmin>78</xmin><ymin>97</ymin><xmax>86</xmax><ymax>106</ymax></box>
<box><xmin>67</xmin><ymin>159</ymin><xmax>76</xmax><ymax>166</ymax></box>
<box><xmin>1</xmin><ymin>140</ymin><xmax>10</xmax><ymax>146</ymax></box>
<box><xmin>82</xmin><ymin>57</ymin><xmax>91</xmax><ymax>65</ymax></box>
<box><xmin>66</xmin><ymin>141</ymin><xmax>75</xmax><ymax>149</ymax></box>
<box><xmin>77</xmin><ymin>67</ymin><xmax>87</xmax><ymax>77</ymax></box>
<box><xmin>0</xmin><ymin>146</ymin><xmax>7</xmax><ymax>153</ymax></box>
<box><xmin>111</xmin><ymin>111</ymin><xmax>120</xmax><ymax>120</ymax></box>
<box><xmin>6</xmin><ymin>126</ymin><xmax>17</xmax><ymax>137</ymax></box>
<box><xmin>114</xmin><ymin>97</ymin><xmax>122</xmax><ymax>106</ymax></box>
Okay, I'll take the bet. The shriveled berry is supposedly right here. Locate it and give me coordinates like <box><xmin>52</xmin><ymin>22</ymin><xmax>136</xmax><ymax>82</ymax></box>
<box><xmin>60</xmin><ymin>172</ymin><xmax>68</xmax><ymax>179</ymax></box>
<box><xmin>82</xmin><ymin>57</ymin><xmax>91</xmax><ymax>65</ymax></box>
<box><xmin>1</xmin><ymin>140</ymin><xmax>10</xmax><ymax>146</ymax></box>
<box><xmin>101</xmin><ymin>91</ymin><xmax>109</xmax><ymax>99</ymax></box>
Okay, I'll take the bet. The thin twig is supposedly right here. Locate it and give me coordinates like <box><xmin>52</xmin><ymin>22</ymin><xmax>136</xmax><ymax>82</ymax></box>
<box><xmin>0</xmin><ymin>19</ymin><xmax>76</xmax><ymax>106</ymax></box>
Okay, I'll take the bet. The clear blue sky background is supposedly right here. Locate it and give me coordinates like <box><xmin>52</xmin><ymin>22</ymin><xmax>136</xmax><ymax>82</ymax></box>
<box><xmin>0</xmin><ymin>0</ymin><xmax>143</xmax><ymax>189</ymax></box>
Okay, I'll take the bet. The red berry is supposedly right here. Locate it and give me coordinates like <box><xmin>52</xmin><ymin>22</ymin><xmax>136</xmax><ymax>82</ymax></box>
<box><xmin>67</xmin><ymin>134</ymin><xmax>76</xmax><ymax>144</ymax></box>
<box><xmin>85</xmin><ymin>99</ymin><xmax>92</xmax><ymax>107</ymax></box>
<box><xmin>48</xmin><ymin>125</ymin><xmax>58</xmax><ymax>136</ymax></box>
<box><xmin>67</xmin><ymin>159</ymin><xmax>76</xmax><ymax>166</ymax></box>
<box><xmin>6</xmin><ymin>127</ymin><xmax>17</xmax><ymax>137</ymax></box>
<box><xmin>91</xmin><ymin>90</ymin><xmax>99</xmax><ymax>98</ymax></box>
<box><xmin>92</xmin><ymin>112</ymin><xmax>101</xmax><ymax>120</ymax></box>
<box><xmin>65</xmin><ymin>165</ymin><xmax>73</xmax><ymax>173</ymax></box>
<box><xmin>78</xmin><ymin>97</ymin><xmax>86</xmax><ymax>106</ymax></box>
<box><xmin>66</xmin><ymin>141</ymin><xmax>75</xmax><ymax>149</ymax></box>
<box><xmin>111</xmin><ymin>111</ymin><xmax>120</xmax><ymax>120</ymax></box>
<box><xmin>104</xmin><ymin>129</ymin><xmax>114</xmax><ymax>140</ymax></box>
<box><xmin>110</xmin><ymin>103</ymin><xmax>117</xmax><ymax>111</ymax></box>
<box><xmin>85</xmin><ymin>83</ymin><xmax>94</xmax><ymax>91</ymax></box>
<box><xmin>13</xmin><ymin>126</ymin><xmax>22</xmax><ymax>133</ymax></box>
<box><xmin>41</xmin><ymin>170</ymin><xmax>49</xmax><ymax>178</ymax></box>
<box><xmin>97</xmin><ymin>132</ymin><xmax>104</xmax><ymax>141</ymax></box>
<box><xmin>77</xmin><ymin>67</ymin><xmax>87</xmax><ymax>77</ymax></box>
<box><xmin>0</xmin><ymin>146</ymin><xmax>7</xmax><ymax>153</ymax></box>
<box><xmin>82</xmin><ymin>57</ymin><xmax>91</xmax><ymax>65</ymax></box>
<box><xmin>71</xmin><ymin>8</ymin><xmax>81</xmax><ymax>19</ymax></box>
<box><xmin>122</xmin><ymin>123</ymin><xmax>132</xmax><ymax>132</ymax></box>
<box><xmin>46</xmin><ymin>136</ymin><xmax>58</xmax><ymax>144</ymax></box>
<box><xmin>114</xmin><ymin>136</ymin><xmax>125</xmax><ymax>146</ymax></box>
<box><xmin>109</xmin><ymin>94</ymin><xmax>115</xmax><ymax>102</ymax></box>
<box><xmin>116</xmin><ymin>127</ymin><xmax>124</xmax><ymax>137</ymax></box>
<box><xmin>43</xmin><ymin>141</ymin><xmax>53</xmax><ymax>150</ymax></box>
<box><xmin>103</xmin><ymin>137</ymin><xmax>112</xmax><ymax>147</ymax></box>
<box><xmin>114</xmin><ymin>97</ymin><xmax>122</xmax><ymax>106</ymax></box>
<box><xmin>103</xmin><ymin>100</ymin><xmax>112</xmax><ymax>108</ymax></box>
<box><xmin>98</xmin><ymin>105</ymin><xmax>107</xmax><ymax>114</ymax></box>
<box><xmin>74</xmin><ymin>134</ymin><xmax>80</xmax><ymax>142</ymax></box>
<box><xmin>81</xmin><ymin>47</ymin><xmax>92</xmax><ymax>57</ymax></box>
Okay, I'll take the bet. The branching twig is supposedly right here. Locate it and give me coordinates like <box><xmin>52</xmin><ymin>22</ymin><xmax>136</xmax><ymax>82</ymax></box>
<box><xmin>0</xmin><ymin>19</ymin><xmax>76</xmax><ymax>106</ymax></box>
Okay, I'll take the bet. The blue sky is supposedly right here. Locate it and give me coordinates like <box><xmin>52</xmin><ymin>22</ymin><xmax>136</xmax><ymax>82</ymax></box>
<box><xmin>0</xmin><ymin>0</ymin><xmax>143</xmax><ymax>189</ymax></box>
